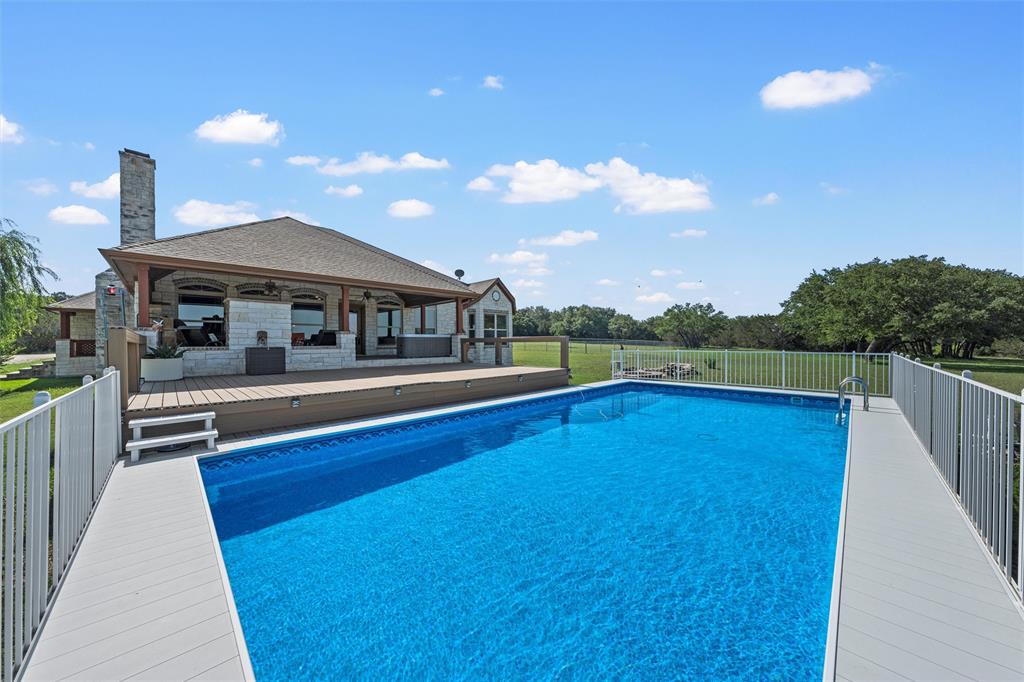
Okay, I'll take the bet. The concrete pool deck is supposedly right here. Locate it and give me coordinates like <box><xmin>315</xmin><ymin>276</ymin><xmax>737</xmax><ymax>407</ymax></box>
<box><xmin>20</xmin><ymin>383</ymin><xmax>1024</xmax><ymax>681</ymax></box>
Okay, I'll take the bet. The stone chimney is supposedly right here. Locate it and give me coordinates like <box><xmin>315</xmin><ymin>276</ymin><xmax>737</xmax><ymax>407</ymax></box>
<box><xmin>119</xmin><ymin>149</ymin><xmax>156</xmax><ymax>246</ymax></box>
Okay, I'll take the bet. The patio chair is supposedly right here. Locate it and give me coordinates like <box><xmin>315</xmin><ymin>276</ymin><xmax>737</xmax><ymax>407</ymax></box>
<box><xmin>317</xmin><ymin>331</ymin><xmax>337</xmax><ymax>346</ymax></box>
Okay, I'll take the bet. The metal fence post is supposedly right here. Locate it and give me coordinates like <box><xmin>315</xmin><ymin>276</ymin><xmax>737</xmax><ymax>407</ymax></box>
<box><xmin>781</xmin><ymin>350</ymin><xmax>786</xmax><ymax>388</ymax></box>
<box><xmin>724</xmin><ymin>349</ymin><xmax>730</xmax><ymax>385</ymax></box>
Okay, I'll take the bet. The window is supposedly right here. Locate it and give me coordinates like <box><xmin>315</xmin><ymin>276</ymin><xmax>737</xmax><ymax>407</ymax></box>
<box><xmin>468</xmin><ymin>311</ymin><xmax>476</xmax><ymax>337</ymax></box>
<box><xmin>177</xmin><ymin>294</ymin><xmax>224</xmax><ymax>329</ymax></box>
<box><xmin>417</xmin><ymin>305</ymin><xmax>437</xmax><ymax>334</ymax></box>
<box><xmin>377</xmin><ymin>307</ymin><xmax>401</xmax><ymax>345</ymax></box>
<box><xmin>483</xmin><ymin>312</ymin><xmax>509</xmax><ymax>338</ymax></box>
<box><xmin>291</xmin><ymin>302</ymin><xmax>325</xmax><ymax>341</ymax></box>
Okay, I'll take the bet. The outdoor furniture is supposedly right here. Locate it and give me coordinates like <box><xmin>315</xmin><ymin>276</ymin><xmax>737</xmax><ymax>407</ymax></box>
<box><xmin>245</xmin><ymin>346</ymin><xmax>285</xmax><ymax>375</ymax></box>
<box><xmin>126</xmin><ymin>411</ymin><xmax>218</xmax><ymax>463</ymax></box>
<box><xmin>291</xmin><ymin>332</ymin><xmax>306</xmax><ymax>346</ymax></box>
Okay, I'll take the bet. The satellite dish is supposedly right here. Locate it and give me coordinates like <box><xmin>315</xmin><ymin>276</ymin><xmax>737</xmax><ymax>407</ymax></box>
<box><xmin>454</xmin><ymin>269</ymin><xmax>465</xmax><ymax>280</ymax></box>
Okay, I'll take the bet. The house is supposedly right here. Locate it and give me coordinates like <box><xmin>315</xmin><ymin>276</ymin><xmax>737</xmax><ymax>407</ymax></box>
<box><xmin>49</xmin><ymin>149</ymin><xmax>517</xmax><ymax>378</ymax></box>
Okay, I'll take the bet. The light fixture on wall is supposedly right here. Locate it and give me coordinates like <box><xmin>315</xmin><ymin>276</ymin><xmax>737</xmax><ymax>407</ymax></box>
<box><xmin>394</xmin><ymin>386</ymin><xmax>402</xmax><ymax>396</ymax></box>
<box><xmin>363</xmin><ymin>290</ymin><xmax>374</xmax><ymax>301</ymax></box>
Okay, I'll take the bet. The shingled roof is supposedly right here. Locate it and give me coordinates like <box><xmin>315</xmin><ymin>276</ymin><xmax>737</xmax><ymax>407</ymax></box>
<box><xmin>45</xmin><ymin>291</ymin><xmax>96</xmax><ymax>312</ymax></box>
<box><xmin>101</xmin><ymin>217</ymin><xmax>477</xmax><ymax>297</ymax></box>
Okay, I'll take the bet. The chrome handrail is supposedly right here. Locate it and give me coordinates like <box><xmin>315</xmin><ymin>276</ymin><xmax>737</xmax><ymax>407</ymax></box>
<box><xmin>836</xmin><ymin>376</ymin><xmax>869</xmax><ymax>424</ymax></box>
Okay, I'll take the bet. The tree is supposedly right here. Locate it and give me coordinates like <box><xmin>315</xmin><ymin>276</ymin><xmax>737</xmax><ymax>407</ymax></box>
<box><xmin>652</xmin><ymin>303</ymin><xmax>727</xmax><ymax>348</ymax></box>
<box><xmin>779</xmin><ymin>256</ymin><xmax>1024</xmax><ymax>357</ymax></box>
<box><xmin>549</xmin><ymin>305</ymin><xmax>616</xmax><ymax>339</ymax></box>
<box><xmin>512</xmin><ymin>306</ymin><xmax>555</xmax><ymax>336</ymax></box>
<box><xmin>0</xmin><ymin>220</ymin><xmax>57</xmax><ymax>360</ymax></box>
<box><xmin>607</xmin><ymin>313</ymin><xmax>644</xmax><ymax>340</ymax></box>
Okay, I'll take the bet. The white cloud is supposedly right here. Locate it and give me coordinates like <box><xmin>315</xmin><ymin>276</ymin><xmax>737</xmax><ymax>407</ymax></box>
<box><xmin>482</xmin><ymin>75</ymin><xmax>504</xmax><ymax>90</ymax></box>
<box><xmin>676</xmin><ymin>281</ymin><xmax>705</xmax><ymax>290</ymax></box>
<box><xmin>317</xmin><ymin>151</ymin><xmax>450</xmax><ymax>177</ymax></box>
<box><xmin>286</xmin><ymin>155</ymin><xmax>321</xmax><ymax>166</ymax></box>
<box><xmin>466</xmin><ymin>176</ymin><xmax>497</xmax><ymax>192</ymax></box>
<box><xmin>636</xmin><ymin>292</ymin><xmax>673</xmax><ymax>304</ymax></box>
<box><xmin>24</xmin><ymin>178</ymin><xmax>57</xmax><ymax>196</ymax></box>
<box><xmin>651</xmin><ymin>268</ymin><xmax>683</xmax><ymax>277</ymax></box>
<box><xmin>248</xmin><ymin>158</ymin><xmax>263</xmax><ymax>168</ymax></box>
<box><xmin>521</xmin><ymin>229</ymin><xmax>598</xmax><ymax>247</ymax></box>
<box><xmin>486</xmin><ymin>159</ymin><xmax>602</xmax><ymax>204</ymax></box>
<box><xmin>420</xmin><ymin>259</ymin><xmax>453</xmax><ymax>275</ymax></box>
<box><xmin>195</xmin><ymin>110</ymin><xmax>283</xmax><ymax>145</ymax></box>
<box><xmin>595</xmin><ymin>278</ymin><xmax>620</xmax><ymax>286</ymax></box>
<box><xmin>70</xmin><ymin>172</ymin><xmax>119</xmax><ymax>199</ymax></box>
<box><xmin>523</xmin><ymin>265</ymin><xmax>553</xmax><ymax>276</ymax></box>
<box><xmin>174</xmin><ymin>199</ymin><xmax>259</xmax><ymax>227</ymax></box>
<box><xmin>670</xmin><ymin>228</ymin><xmax>707</xmax><ymax>238</ymax></box>
<box><xmin>488</xmin><ymin>250</ymin><xmax>548</xmax><ymax>265</ymax></box>
<box><xmin>387</xmin><ymin>199</ymin><xmax>435</xmax><ymax>218</ymax></box>
<box><xmin>584</xmin><ymin>158</ymin><xmax>712</xmax><ymax>213</ymax></box>
<box><xmin>48</xmin><ymin>205</ymin><xmax>109</xmax><ymax>225</ymax></box>
<box><xmin>820</xmin><ymin>182</ymin><xmax>847</xmax><ymax>195</ymax></box>
<box><xmin>83</xmin><ymin>142</ymin><xmax>96</xmax><ymax>151</ymax></box>
<box><xmin>428</xmin><ymin>88</ymin><xmax>445</xmax><ymax>97</ymax></box>
<box><xmin>271</xmin><ymin>210</ymin><xmax>320</xmax><ymax>226</ymax></box>
<box><xmin>0</xmin><ymin>114</ymin><xmax>24</xmax><ymax>144</ymax></box>
<box><xmin>753</xmin><ymin>192</ymin><xmax>779</xmax><ymax>206</ymax></box>
<box><xmin>325</xmin><ymin>184</ymin><xmax>363</xmax><ymax>198</ymax></box>
<box><xmin>512</xmin><ymin>279</ymin><xmax>544</xmax><ymax>288</ymax></box>
<box><xmin>760</xmin><ymin>64</ymin><xmax>880</xmax><ymax>109</ymax></box>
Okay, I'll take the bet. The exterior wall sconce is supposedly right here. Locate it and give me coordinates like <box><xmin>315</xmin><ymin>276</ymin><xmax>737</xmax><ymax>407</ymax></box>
<box><xmin>291</xmin><ymin>398</ymin><xmax>301</xmax><ymax>408</ymax></box>
<box><xmin>517</xmin><ymin>375</ymin><xmax>525</xmax><ymax>383</ymax></box>
<box><xmin>394</xmin><ymin>387</ymin><xmax>402</xmax><ymax>396</ymax></box>
<box><xmin>464</xmin><ymin>380</ymin><xmax>472</xmax><ymax>388</ymax></box>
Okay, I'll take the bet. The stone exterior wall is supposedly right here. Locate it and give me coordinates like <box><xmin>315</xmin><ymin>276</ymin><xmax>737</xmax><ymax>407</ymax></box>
<box><xmin>54</xmin><ymin>339</ymin><xmax>98</xmax><ymax>377</ymax></box>
<box><xmin>460</xmin><ymin>284</ymin><xmax>515</xmax><ymax>365</ymax></box>
<box><xmin>182</xmin><ymin>349</ymin><xmax>245</xmax><ymax>377</ymax></box>
<box><xmin>93</xmin><ymin>270</ymin><xmax>131</xmax><ymax>373</ymax></box>
<box><xmin>119</xmin><ymin>150</ymin><xmax>156</xmax><ymax>246</ymax></box>
<box><xmin>69</xmin><ymin>311</ymin><xmax>95</xmax><ymax>339</ymax></box>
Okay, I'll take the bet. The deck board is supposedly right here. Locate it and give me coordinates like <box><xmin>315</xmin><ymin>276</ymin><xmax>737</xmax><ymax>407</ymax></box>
<box><xmin>834</xmin><ymin>400</ymin><xmax>1024</xmax><ymax>680</ymax></box>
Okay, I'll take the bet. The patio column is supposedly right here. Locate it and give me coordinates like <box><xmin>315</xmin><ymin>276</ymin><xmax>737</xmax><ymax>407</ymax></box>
<box><xmin>420</xmin><ymin>304</ymin><xmax>426</xmax><ymax>334</ymax></box>
<box><xmin>455</xmin><ymin>298</ymin><xmax>464</xmax><ymax>334</ymax></box>
<box><xmin>137</xmin><ymin>264</ymin><xmax>150</xmax><ymax>327</ymax></box>
<box><xmin>340</xmin><ymin>286</ymin><xmax>350</xmax><ymax>332</ymax></box>
<box><xmin>59</xmin><ymin>311</ymin><xmax>72</xmax><ymax>339</ymax></box>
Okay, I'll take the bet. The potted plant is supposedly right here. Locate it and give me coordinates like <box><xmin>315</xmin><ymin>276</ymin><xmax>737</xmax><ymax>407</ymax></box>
<box><xmin>141</xmin><ymin>344</ymin><xmax>186</xmax><ymax>382</ymax></box>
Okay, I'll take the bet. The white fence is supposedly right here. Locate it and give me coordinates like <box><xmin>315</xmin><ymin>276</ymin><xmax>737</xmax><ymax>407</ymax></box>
<box><xmin>611</xmin><ymin>349</ymin><xmax>892</xmax><ymax>397</ymax></box>
<box><xmin>1</xmin><ymin>369</ymin><xmax>121</xmax><ymax>681</ymax></box>
<box><xmin>892</xmin><ymin>354</ymin><xmax>1022</xmax><ymax>602</ymax></box>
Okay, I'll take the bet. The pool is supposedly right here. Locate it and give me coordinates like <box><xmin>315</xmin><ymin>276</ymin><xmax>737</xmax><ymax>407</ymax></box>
<box><xmin>200</xmin><ymin>382</ymin><xmax>849</xmax><ymax>680</ymax></box>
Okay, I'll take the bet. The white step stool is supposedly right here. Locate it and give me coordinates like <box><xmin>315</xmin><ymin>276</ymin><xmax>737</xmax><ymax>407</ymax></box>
<box><xmin>126</xmin><ymin>411</ymin><xmax>218</xmax><ymax>462</ymax></box>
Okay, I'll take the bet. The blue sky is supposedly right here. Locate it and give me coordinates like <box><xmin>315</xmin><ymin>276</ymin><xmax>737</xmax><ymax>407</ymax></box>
<box><xmin>2</xmin><ymin>1</ymin><xmax>1021</xmax><ymax>317</ymax></box>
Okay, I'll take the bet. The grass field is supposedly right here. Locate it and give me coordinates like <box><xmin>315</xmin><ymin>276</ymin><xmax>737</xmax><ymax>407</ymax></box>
<box><xmin>512</xmin><ymin>341</ymin><xmax>1024</xmax><ymax>395</ymax></box>
<box><xmin>0</xmin><ymin>377</ymin><xmax>83</xmax><ymax>423</ymax></box>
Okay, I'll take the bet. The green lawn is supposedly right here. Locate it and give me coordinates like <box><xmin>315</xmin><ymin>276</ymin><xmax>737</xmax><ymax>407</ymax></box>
<box><xmin>919</xmin><ymin>356</ymin><xmax>1024</xmax><ymax>395</ymax></box>
<box><xmin>0</xmin><ymin>361</ymin><xmax>34</xmax><ymax>375</ymax></box>
<box><xmin>512</xmin><ymin>341</ymin><xmax>1023</xmax><ymax>396</ymax></box>
<box><xmin>0</xmin><ymin>377</ymin><xmax>83</xmax><ymax>424</ymax></box>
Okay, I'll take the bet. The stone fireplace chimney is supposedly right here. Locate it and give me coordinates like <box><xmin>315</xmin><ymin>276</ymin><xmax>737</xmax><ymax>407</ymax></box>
<box><xmin>119</xmin><ymin>149</ymin><xmax>156</xmax><ymax>246</ymax></box>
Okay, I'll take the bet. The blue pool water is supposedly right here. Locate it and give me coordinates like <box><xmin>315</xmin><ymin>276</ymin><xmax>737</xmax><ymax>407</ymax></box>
<box><xmin>201</xmin><ymin>384</ymin><xmax>849</xmax><ymax>680</ymax></box>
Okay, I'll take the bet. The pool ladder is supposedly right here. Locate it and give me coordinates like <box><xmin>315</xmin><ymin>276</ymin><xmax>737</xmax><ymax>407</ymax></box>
<box><xmin>836</xmin><ymin>376</ymin><xmax>869</xmax><ymax>424</ymax></box>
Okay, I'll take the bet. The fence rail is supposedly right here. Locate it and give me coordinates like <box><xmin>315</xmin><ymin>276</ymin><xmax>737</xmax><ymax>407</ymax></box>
<box><xmin>611</xmin><ymin>349</ymin><xmax>892</xmax><ymax>396</ymax></box>
<box><xmin>892</xmin><ymin>354</ymin><xmax>1022</xmax><ymax>602</ymax></box>
<box><xmin>1</xmin><ymin>369</ymin><xmax>121</xmax><ymax>681</ymax></box>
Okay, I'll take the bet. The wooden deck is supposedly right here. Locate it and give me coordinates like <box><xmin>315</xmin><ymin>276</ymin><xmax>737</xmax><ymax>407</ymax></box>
<box><xmin>126</xmin><ymin>364</ymin><xmax>569</xmax><ymax>437</ymax></box>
